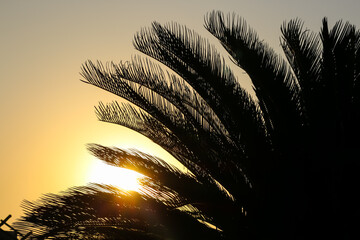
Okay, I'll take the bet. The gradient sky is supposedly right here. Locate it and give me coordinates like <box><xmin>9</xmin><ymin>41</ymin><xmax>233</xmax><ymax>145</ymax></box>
<box><xmin>1</xmin><ymin>0</ymin><xmax>359</xmax><ymax>225</ymax></box>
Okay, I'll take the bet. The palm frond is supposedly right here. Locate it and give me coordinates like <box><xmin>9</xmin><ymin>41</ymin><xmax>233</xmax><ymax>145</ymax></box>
<box><xmin>110</xmin><ymin>56</ymin><xmax>228</xmax><ymax>136</ymax></box>
<box><xmin>86</xmin><ymin>144</ymin><xmax>197</xmax><ymax>192</ymax></box>
<box><xmin>81</xmin><ymin>60</ymin><xmax>182</xmax><ymax>125</ymax></box>
<box><xmin>280</xmin><ymin>18</ymin><xmax>323</xmax><ymax>128</ymax></box>
<box><xmin>81</xmin><ymin>61</ymin><xmax>225</xmax><ymax>154</ymax></box>
<box><xmin>87</xmin><ymin>144</ymin><xmax>239</xmax><ymax>217</ymax></box>
<box><xmin>132</xmin><ymin>21</ymin><xmax>272</xmax><ymax>193</ymax></box>
<box><xmin>95</xmin><ymin>101</ymin><xmax>191</xmax><ymax>160</ymax></box>
<box><xmin>15</xmin><ymin>184</ymin><xmax>223</xmax><ymax>240</ymax></box>
<box><xmin>205</xmin><ymin>11</ymin><xmax>304</xmax><ymax>151</ymax></box>
<box><xmin>134</xmin><ymin>22</ymin><xmax>267</xmax><ymax>153</ymax></box>
<box><xmin>82</xmin><ymin>61</ymin><xmax>252</xmax><ymax>198</ymax></box>
<box><xmin>320</xmin><ymin>18</ymin><xmax>359</xmax><ymax>146</ymax></box>
<box><xmin>93</xmin><ymin>101</ymin><xmax>244</xmax><ymax>196</ymax></box>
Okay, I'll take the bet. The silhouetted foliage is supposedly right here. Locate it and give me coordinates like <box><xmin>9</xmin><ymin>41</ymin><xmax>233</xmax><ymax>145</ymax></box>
<box><xmin>16</xmin><ymin>11</ymin><xmax>360</xmax><ymax>239</ymax></box>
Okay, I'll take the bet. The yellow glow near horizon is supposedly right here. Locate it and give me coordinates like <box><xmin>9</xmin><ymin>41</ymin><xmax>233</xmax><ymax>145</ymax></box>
<box><xmin>87</xmin><ymin>160</ymin><xmax>143</xmax><ymax>191</ymax></box>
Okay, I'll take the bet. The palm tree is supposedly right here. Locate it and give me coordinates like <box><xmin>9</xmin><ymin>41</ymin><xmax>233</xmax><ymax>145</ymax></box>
<box><xmin>15</xmin><ymin>11</ymin><xmax>359</xmax><ymax>239</ymax></box>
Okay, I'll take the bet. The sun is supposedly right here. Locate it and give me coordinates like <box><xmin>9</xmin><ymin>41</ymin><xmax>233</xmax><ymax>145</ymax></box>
<box><xmin>87</xmin><ymin>160</ymin><xmax>143</xmax><ymax>191</ymax></box>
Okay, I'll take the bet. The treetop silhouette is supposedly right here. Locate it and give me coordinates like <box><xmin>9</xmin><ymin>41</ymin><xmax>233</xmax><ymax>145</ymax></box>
<box><xmin>15</xmin><ymin>11</ymin><xmax>359</xmax><ymax>239</ymax></box>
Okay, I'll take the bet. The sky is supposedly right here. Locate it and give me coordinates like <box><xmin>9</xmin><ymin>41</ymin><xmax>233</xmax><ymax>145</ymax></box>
<box><xmin>1</xmin><ymin>0</ymin><xmax>359</xmax><ymax>226</ymax></box>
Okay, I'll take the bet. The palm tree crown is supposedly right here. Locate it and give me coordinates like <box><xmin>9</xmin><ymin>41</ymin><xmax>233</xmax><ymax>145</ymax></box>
<box><xmin>15</xmin><ymin>11</ymin><xmax>360</xmax><ymax>240</ymax></box>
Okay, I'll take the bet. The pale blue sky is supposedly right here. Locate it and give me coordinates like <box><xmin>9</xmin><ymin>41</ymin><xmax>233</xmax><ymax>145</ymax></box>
<box><xmin>1</xmin><ymin>0</ymin><xmax>359</xmax><ymax>224</ymax></box>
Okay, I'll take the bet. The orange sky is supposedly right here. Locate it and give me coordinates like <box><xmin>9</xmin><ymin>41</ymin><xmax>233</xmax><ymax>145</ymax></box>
<box><xmin>1</xmin><ymin>0</ymin><xmax>359</xmax><ymax>225</ymax></box>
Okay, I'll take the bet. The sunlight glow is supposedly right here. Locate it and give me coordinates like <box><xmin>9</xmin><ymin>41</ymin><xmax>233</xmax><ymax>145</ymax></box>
<box><xmin>87</xmin><ymin>160</ymin><xmax>143</xmax><ymax>191</ymax></box>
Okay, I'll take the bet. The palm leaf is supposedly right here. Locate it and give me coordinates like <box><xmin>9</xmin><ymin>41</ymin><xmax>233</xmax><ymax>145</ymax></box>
<box><xmin>280</xmin><ymin>18</ymin><xmax>322</xmax><ymax>128</ymax></box>
<box><xmin>205</xmin><ymin>11</ymin><xmax>304</xmax><ymax>151</ymax></box>
<box><xmin>15</xmin><ymin>184</ymin><xmax>223</xmax><ymax>240</ymax></box>
<box><xmin>134</xmin><ymin>22</ymin><xmax>268</xmax><ymax>153</ymax></box>
<box><xmin>81</xmin><ymin>60</ymin><xmax>252</xmax><ymax>199</ymax></box>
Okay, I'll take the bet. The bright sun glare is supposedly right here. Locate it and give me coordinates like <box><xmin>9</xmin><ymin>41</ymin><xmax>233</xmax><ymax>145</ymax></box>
<box><xmin>87</xmin><ymin>161</ymin><xmax>143</xmax><ymax>191</ymax></box>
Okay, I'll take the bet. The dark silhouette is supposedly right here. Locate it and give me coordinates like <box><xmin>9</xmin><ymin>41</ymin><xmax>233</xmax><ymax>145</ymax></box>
<box><xmin>15</xmin><ymin>11</ymin><xmax>360</xmax><ymax>239</ymax></box>
<box><xmin>1</xmin><ymin>215</ymin><xmax>32</xmax><ymax>239</ymax></box>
